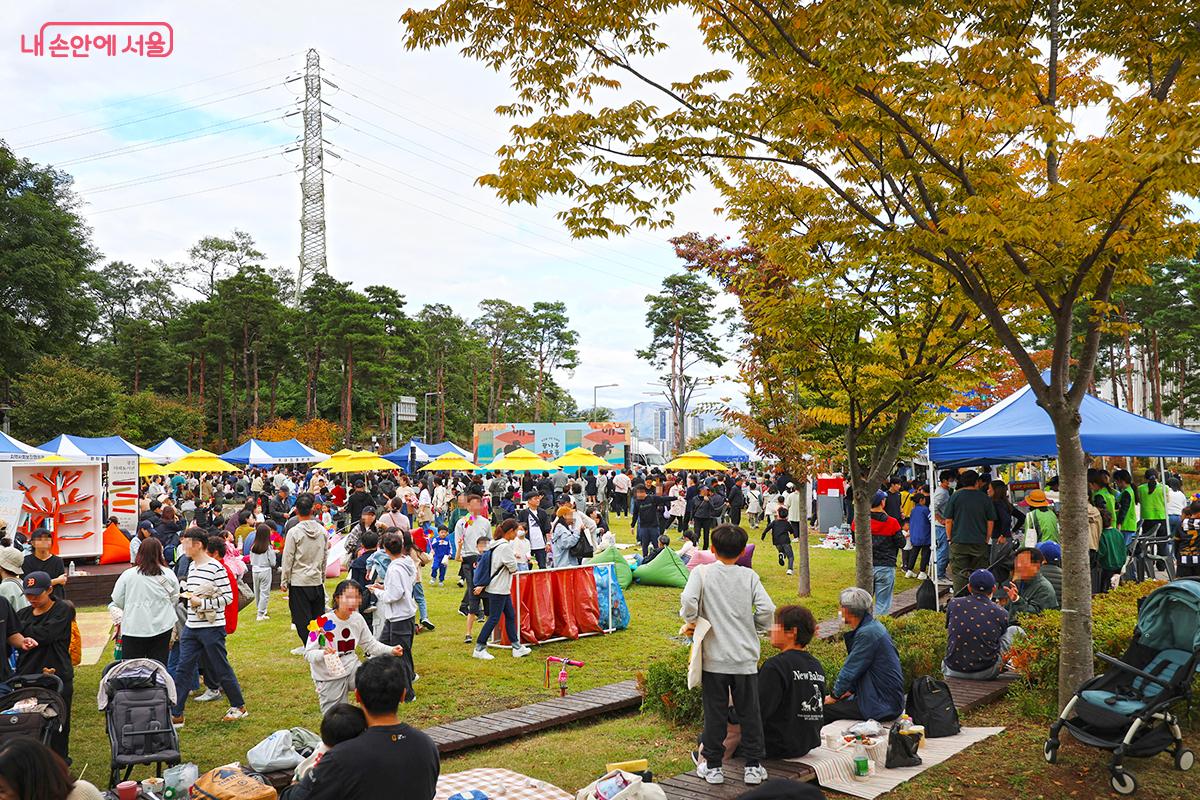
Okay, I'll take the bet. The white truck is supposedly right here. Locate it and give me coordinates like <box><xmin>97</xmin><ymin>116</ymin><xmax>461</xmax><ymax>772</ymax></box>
<box><xmin>629</xmin><ymin>439</ymin><xmax>666</xmax><ymax>468</ymax></box>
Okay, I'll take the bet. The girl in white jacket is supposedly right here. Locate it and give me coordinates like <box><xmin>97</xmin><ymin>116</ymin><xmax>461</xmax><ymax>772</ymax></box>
<box><xmin>305</xmin><ymin>580</ymin><xmax>403</xmax><ymax>715</ymax></box>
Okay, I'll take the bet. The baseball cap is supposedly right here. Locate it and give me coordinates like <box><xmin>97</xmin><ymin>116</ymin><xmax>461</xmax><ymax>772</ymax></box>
<box><xmin>353</xmin><ymin>479</ymin><xmax>365</xmax><ymax>487</ymax></box>
<box><xmin>362</xmin><ymin>506</ymin><xmax>377</xmax><ymax>516</ymax></box>
<box><xmin>1037</xmin><ymin>541</ymin><xmax>1062</xmax><ymax>564</ymax></box>
<box><xmin>872</xmin><ymin>490</ymin><xmax>887</xmax><ymax>506</ymax></box>
<box><xmin>0</xmin><ymin>548</ymin><xmax>23</xmax><ymax>576</ymax></box>
<box><xmin>22</xmin><ymin>571</ymin><xmax>51</xmax><ymax>596</ymax></box>
<box><xmin>968</xmin><ymin>569</ymin><xmax>996</xmax><ymax>593</ymax></box>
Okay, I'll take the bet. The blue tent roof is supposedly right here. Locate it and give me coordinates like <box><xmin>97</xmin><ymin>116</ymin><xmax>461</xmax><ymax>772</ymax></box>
<box><xmin>699</xmin><ymin>434</ymin><xmax>753</xmax><ymax>463</ymax></box>
<box><xmin>925</xmin><ymin>416</ymin><xmax>961</xmax><ymax>436</ymax></box>
<box><xmin>39</xmin><ymin>434</ymin><xmax>145</xmax><ymax>460</ymax></box>
<box><xmin>928</xmin><ymin>383</ymin><xmax>1200</xmax><ymax>466</ymax></box>
<box><xmin>221</xmin><ymin>438</ymin><xmax>327</xmax><ymax>465</ymax></box>
<box><xmin>383</xmin><ymin>440</ymin><xmax>434</xmax><ymax>465</ymax></box>
<box><xmin>423</xmin><ymin>441</ymin><xmax>471</xmax><ymax>459</ymax></box>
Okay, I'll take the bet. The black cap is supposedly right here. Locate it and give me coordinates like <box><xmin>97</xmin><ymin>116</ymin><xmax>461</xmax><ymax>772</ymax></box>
<box><xmin>362</xmin><ymin>506</ymin><xmax>377</xmax><ymax>516</ymax></box>
<box><xmin>353</xmin><ymin>479</ymin><xmax>365</xmax><ymax>487</ymax></box>
<box><xmin>23</xmin><ymin>571</ymin><xmax>51</xmax><ymax>596</ymax></box>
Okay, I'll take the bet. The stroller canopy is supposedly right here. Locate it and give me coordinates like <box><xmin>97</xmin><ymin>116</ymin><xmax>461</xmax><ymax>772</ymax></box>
<box><xmin>96</xmin><ymin>658</ymin><xmax>178</xmax><ymax>709</ymax></box>
<box><xmin>1137</xmin><ymin>580</ymin><xmax>1200</xmax><ymax>655</ymax></box>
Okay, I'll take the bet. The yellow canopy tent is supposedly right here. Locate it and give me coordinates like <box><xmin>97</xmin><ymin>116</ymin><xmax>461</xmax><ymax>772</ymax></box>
<box><xmin>485</xmin><ymin>447</ymin><xmax>551</xmax><ymax>472</ymax></box>
<box><xmin>139</xmin><ymin>458</ymin><xmax>170</xmax><ymax>477</ymax></box>
<box><xmin>663</xmin><ymin>450</ymin><xmax>730</xmax><ymax>472</ymax></box>
<box><xmin>552</xmin><ymin>447</ymin><xmax>613</xmax><ymax>470</ymax></box>
<box><xmin>165</xmin><ymin>449</ymin><xmax>240</xmax><ymax>473</ymax></box>
<box><xmin>312</xmin><ymin>448</ymin><xmax>358</xmax><ymax>470</ymax></box>
<box><xmin>326</xmin><ymin>451</ymin><xmax>398</xmax><ymax>473</ymax></box>
<box><xmin>419</xmin><ymin>453</ymin><xmax>479</xmax><ymax>471</ymax></box>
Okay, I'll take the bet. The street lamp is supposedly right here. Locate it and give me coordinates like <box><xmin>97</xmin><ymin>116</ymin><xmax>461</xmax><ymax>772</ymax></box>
<box><xmin>592</xmin><ymin>383</ymin><xmax>618</xmax><ymax>421</ymax></box>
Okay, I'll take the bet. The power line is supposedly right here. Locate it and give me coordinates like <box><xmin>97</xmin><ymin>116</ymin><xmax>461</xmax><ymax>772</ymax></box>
<box><xmin>13</xmin><ymin>77</ymin><xmax>290</xmax><ymax>149</ymax></box>
<box><xmin>88</xmin><ymin>170</ymin><xmax>295</xmax><ymax>215</ymax></box>
<box><xmin>330</xmin><ymin>171</ymin><xmax>660</xmax><ymax>290</ymax></box>
<box><xmin>77</xmin><ymin>147</ymin><xmax>288</xmax><ymax>194</ymax></box>
<box><xmin>54</xmin><ymin>108</ymin><xmax>294</xmax><ymax>167</ymax></box>
<box><xmin>326</xmin><ymin>103</ymin><xmax>487</xmax><ymax>175</ymax></box>
<box><xmin>335</xmin><ymin>147</ymin><xmax>675</xmax><ymax>281</ymax></box>
<box><xmin>2</xmin><ymin>51</ymin><xmax>302</xmax><ymax>134</ymax></box>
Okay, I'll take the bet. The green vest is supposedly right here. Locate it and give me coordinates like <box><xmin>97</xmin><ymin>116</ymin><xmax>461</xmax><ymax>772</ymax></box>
<box><xmin>1094</xmin><ymin>488</ymin><xmax>1117</xmax><ymax>522</ymax></box>
<box><xmin>1117</xmin><ymin>486</ymin><xmax>1137</xmax><ymax>532</ymax></box>
<box><xmin>1136</xmin><ymin>483</ymin><xmax>1166</xmax><ymax>520</ymax></box>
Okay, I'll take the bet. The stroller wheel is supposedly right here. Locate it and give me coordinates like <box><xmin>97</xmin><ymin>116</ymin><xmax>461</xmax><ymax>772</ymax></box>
<box><xmin>1043</xmin><ymin>741</ymin><xmax>1058</xmax><ymax>764</ymax></box>
<box><xmin>1175</xmin><ymin>749</ymin><xmax>1195</xmax><ymax>771</ymax></box>
<box><xmin>1110</xmin><ymin>772</ymin><xmax>1137</xmax><ymax>795</ymax></box>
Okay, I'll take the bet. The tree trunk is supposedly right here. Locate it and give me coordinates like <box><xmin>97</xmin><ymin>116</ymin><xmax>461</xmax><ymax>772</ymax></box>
<box><xmin>187</xmin><ymin>355</ymin><xmax>194</xmax><ymax>402</ymax></box>
<box><xmin>1122</xmin><ymin>312</ymin><xmax>1135</xmax><ymax>410</ymax></box>
<box><xmin>796</xmin><ymin>479</ymin><xmax>811</xmax><ymax>597</ymax></box>
<box><xmin>306</xmin><ymin>346</ymin><xmax>320</xmax><ymax>420</ymax></box>
<box><xmin>251</xmin><ymin>349</ymin><xmax>260</xmax><ymax>429</ymax></box>
<box><xmin>133</xmin><ymin>358</ymin><xmax>141</xmax><ymax>394</ymax></box>
<box><xmin>1151</xmin><ymin>330</ymin><xmax>1162</xmax><ymax>421</ymax></box>
<box><xmin>344</xmin><ymin>350</ymin><xmax>355</xmax><ymax>444</ymax></box>
<box><xmin>850</xmin><ymin>476</ymin><xmax>874</xmax><ymax>592</ymax></box>
<box><xmin>242</xmin><ymin>324</ymin><xmax>251</xmax><ymax>431</ymax></box>
<box><xmin>1048</xmin><ymin>403</ymin><xmax>1095</xmax><ymax>709</ymax></box>
<box><xmin>216</xmin><ymin>359</ymin><xmax>224</xmax><ymax>447</ymax></box>
<box><xmin>1109</xmin><ymin>342</ymin><xmax>1120</xmax><ymax>407</ymax></box>
<box><xmin>199</xmin><ymin>353</ymin><xmax>207</xmax><ymax>445</ymax></box>
<box><xmin>437</xmin><ymin>365</ymin><xmax>446</xmax><ymax>440</ymax></box>
<box><xmin>534</xmin><ymin>358</ymin><xmax>544</xmax><ymax>422</ymax></box>
<box><xmin>269</xmin><ymin>371</ymin><xmax>278</xmax><ymax>419</ymax></box>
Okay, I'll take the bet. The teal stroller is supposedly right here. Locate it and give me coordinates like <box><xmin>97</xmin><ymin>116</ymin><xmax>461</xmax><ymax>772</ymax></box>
<box><xmin>1045</xmin><ymin>580</ymin><xmax>1200</xmax><ymax>794</ymax></box>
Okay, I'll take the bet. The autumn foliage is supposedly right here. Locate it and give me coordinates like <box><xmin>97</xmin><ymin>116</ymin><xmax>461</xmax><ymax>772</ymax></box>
<box><xmin>245</xmin><ymin>418</ymin><xmax>341</xmax><ymax>455</ymax></box>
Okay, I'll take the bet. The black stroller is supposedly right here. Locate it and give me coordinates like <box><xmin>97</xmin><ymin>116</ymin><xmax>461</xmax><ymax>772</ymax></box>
<box><xmin>0</xmin><ymin>673</ymin><xmax>67</xmax><ymax>746</ymax></box>
<box><xmin>98</xmin><ymin>658</ymin><xmax>180</xmax><ymax>788</ymax></box>
<box><xmin>1045</xmin><ymin>579</ymin><xmax>1200</xmax><ymax>794</ymax></box>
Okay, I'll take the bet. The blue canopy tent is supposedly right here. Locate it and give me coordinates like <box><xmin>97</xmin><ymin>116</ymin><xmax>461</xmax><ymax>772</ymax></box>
<box><xmin>221</xmin><ymin>438</ymin><xmax>329</xmax><ymax>465</ymax></box>
<box><xmin>383</xmin><ymin>440</ymin><xmax>433</xmax><ymax>467</ymax></box>
<box><xmin>698</xmin><ymin>434</ymin><xmax>754</xmax><ymax>463</ymax></box>
<box><xmin>423</xmin><ymin>440</ymin><xmax>471</xmax><ymax>459</ymax></box>
<box><xmin>0</xmin><ymin>432</ymin><xmax>48</xmax><ymax>461</ymax></box>
<box><xmin>928</xmin><ymin>383</ymin><xmax>1200</xmax><ymax>467</ymax></box>
<box><xmin>147</xmin><ymin>437</ymin><xmax>194</xmax><ymax>464</ymax></box>
<box><xmin>39</xmin><ymin>434</ymin><xmax>156</xmax><ymax>462</ymax></box>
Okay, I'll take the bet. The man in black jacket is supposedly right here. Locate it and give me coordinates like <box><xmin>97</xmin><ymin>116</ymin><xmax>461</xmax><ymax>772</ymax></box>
<box><xmin>518</xmin><ymin>491</ymin><xmax>553</xmax><ymax>568</ymax></box>
<box><xmin>692</xmin><ymin>484</ymin><xmax>727</xmax><ymax>550</ymax></box>
<box><xmin>269</xmin><ymin>487</ymin><xmax>292</xmax><ymax>528</ymax></box>
<box><xmin>727</xmin><ymin>478</ymin><xmax>747</xmax><ymax>526</ymax></box>
<box><xmin>631</xmin><ymin>484</ymin><xmax>672</xmax><ymax>558</ymax></box>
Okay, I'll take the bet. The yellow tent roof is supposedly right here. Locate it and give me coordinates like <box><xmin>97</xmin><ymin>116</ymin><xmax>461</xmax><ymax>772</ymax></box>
<box><xmin>419</xmin><ymin>453</ymin><xmax>479</xmax><ymax>471</ymax></box>
<box><xmin>663</xmin><ymin>450</ymin><xmax>730</xmax><ymax>472</ymax></box>
<box><xmin>36</xmin><ymin>454</ymin><xmax>69</xmax><ymax>463</ymax></box>
<box><xmin>312</xmin><ymin>448</ymin><xmax>358</xmax><ymax>470</ymax></box>
<box><xmin>165</xmin><ymin>449</ymin><xmax>240</xmax><ymax>473</ymax></box>
<box><xmin>551</xmin><ymin>447</ymin><xmax>613</xmax><ymax>470</ymax></box>
<box><xmin>485</xmin><ymin>447</ymin><xmax>551</xmax><ymax>472</ymax></box>
<box><xmin>326</xmin><ymin>451</ymin><xmax>397</xmax><ymax>473</ymax></box>
<box><xmin>139</xmin><ymin>458</ymin><xmax>171</xmax><ymax>477</ymax></box>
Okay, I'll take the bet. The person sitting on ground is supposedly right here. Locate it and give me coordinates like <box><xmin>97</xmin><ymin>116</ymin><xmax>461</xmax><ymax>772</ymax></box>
<box><xmin>284</xmin><ymin>703</ymin><xmax>368</xmax><ymax>800</ymax></box>
<box><xmin>0</xmin><ymin>735</ymin><xmax>103</xmax><ymax>800</ymax></box>
<box><xmin>759</xmin><ymin>605</ymin><xmax>825</xmax><ymax>758</ymax></box>
<box><xmin>302</xmin><ymin>655</ymin><xmax>439</xmax><ymax>800</ymax></box>
<box><xmin>644</xmin><ymin>534</ymin><xmax>671</xmax><ymax>564</ymax></box>
<box><xmin>942</xmin><ymin>569</ymin><xmax>1014</xmax><ymax>681</ymax></box>
<box><xmin>998</xmin><ymin>547</ymin><xmax>1059</xmax><ymax>625</ymax></box>
<box><xmin>1036</xmin><ymin>541</ymin><xmax>1063</xmax><ymax>606</ymax></box>
<box><xmin>823</xmin><ymin>587</ymin><xmax>904</xmax><ymax>723</ymax></box>
<box><xmin>677</xmin><ymin>529</ymin><xmax>698</xmax><ymax>564</ymax></box>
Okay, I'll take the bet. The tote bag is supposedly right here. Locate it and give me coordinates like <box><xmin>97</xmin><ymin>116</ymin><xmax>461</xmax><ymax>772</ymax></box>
<box><xmin>685</xmin><ymin>564</ymin><xmax>711</xmax><ymax>690</ymax></box>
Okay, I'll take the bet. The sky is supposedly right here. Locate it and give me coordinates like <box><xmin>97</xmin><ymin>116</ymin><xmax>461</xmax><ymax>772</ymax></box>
<box><xmin>0</xmin><ymin>2</ymin><xmax>746</xmax><ymax>414</ymax></box>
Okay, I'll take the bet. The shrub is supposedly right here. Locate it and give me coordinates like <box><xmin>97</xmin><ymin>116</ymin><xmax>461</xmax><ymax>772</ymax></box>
<box><xmin>640</xmin><ymin>646</ymin><xmax>702</xmax><ymax>726</ymax></box>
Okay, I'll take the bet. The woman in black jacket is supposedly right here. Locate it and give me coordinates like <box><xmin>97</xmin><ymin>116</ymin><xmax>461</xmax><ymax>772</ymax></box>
<box><xmin>16</xmin><ymin>571</ymin><xmax>76</xmax><ymax>763</ymax></box>
<box><xmin>153</xmin><ymin>505</ymin><xmax>184</xmax><ymax>563</ymax></box>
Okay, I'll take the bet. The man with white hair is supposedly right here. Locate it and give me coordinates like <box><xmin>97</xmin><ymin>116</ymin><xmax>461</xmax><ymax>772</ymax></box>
<box><xmin>823</xmin><ymin>587</ymin><xmax>905</xmax><ymax>722</ymax></box>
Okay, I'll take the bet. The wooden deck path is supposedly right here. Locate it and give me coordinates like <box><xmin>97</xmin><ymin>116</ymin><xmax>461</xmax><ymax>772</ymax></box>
<box><xmin>659</xmin><ymin>674</ymin><xmax>1017</xmax><ymax>798</ymax></box>
<box><xmin>424</xmin><ymin>679</ymin><xmax>643</xmax><ymax>754</ymax></box>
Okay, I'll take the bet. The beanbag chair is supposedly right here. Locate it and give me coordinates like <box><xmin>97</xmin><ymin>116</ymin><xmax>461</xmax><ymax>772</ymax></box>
<box><xmin>736</xmin><ymin>543</ymin><xmax>756</xmax><ymax>568</ymax></box>
<box><xmin>632</xmin><ymin>546</ymin><xmax>690</xmax><ymax>588</ymax></box>
<box><xmin>100</xmin><ymin>522</ymin><xmax>130</xmax><ymax>565</ymax></box>
<box><xmin>686</xmin><ymin>549</ymin><xmax>716</xmax><ymax>571</ymax></box>
<box><xmin>586</xmin><ymin>545</ymin><xmax>634</xmax><ymax>589</ymax></box>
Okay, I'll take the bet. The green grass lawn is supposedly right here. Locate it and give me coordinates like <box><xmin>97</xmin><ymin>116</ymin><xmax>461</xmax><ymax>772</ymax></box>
<box><xmin>67</xmin><ymin>517</ymin><xmax>907</xmax><ymax>790</ymax></box>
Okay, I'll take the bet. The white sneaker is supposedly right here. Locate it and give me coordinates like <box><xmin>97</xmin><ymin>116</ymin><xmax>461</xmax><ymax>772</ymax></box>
<box><xmin>290</xmin><ymin>645</ymin><xmax>306</xmax><ymax>655</ymax></box>
<box><xmin>194</xmin><ymin>688</ymin><xmax>222</xmax><ymax>703</ymax></box>
<box><xmin>511</xmin><ymin>644</ymin><xmax>532</xmax><ymax>658</ymax></box>
<box><xmin>744</xmin><ymin>765</ymin><xmax>768</xmax><ymax>785</ymax></box>
<box><xmin>786</xmin><ymin>569</ymin><xmax>793</xmax><ymax>575</ymax></box>
<box><xmin>222</xmin><ymin>706</ymin><xmax>249</xmax><ymax>722</ymax></box>
<box><xmin>904</xmin><ymin>570</ymin><xmax>916</xmax><ymax>578</ymax></box>
<box><xmin>255</xmin><ymin>614</ymin><xmax>269</xmax><ymax>621</ymax></box>
<box><xmin>412</xmin><ymin>673</ymin><xmax>420</xmax><ymax>682</ymax></box>
<box><xmin>696</xmin><ymin>763</ymin><xmax>724</xmax><ymax>784</ymax></box>
<box><xmin>472</xmin><ymin>648</ymin><xmax>495</xmax><ymax>660</ymax></box>
<box><xmin>917</xmin><ymin>571</ymin><xmax>928</xmax><ymax>581</ymax></box>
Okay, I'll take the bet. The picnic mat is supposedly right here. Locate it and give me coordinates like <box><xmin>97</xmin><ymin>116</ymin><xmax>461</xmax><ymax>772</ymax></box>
<box><xmin>788</xmin><ymin>721</ymin><xmax>1005</xmax><ymax>799</ymax></box>
<box><xmin>76</xmin><ymin>610</ymin><xmax>115</xmax><ymax>666</ymax></box>
<box><xmin>435</xmin><ymin>768</ymin><xmax>572</xmax><ymax>800</ymax></box>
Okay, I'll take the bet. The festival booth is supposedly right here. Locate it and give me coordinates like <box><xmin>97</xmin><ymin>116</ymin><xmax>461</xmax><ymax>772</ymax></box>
<box><xmin>491</xmin><ymin>563</ymin><xmax>629</xmax><ymax>648</ymax></box>
<box><xmin>0</xmin><ymin>432</ymin><xmax>49</xmax><ymax>461</ymax></box>
<box><xmin>221</xmin><ymin>438</ymin><xmax>329</xmax><ymax>465</ymax></box>
<box><xmin>34</xmin><ymin>435</ymin><xmax>151</xmax><ymax>548</ymax></box>
<box><xmin>1</xmin><ymin>458</ymin><xmax>105</xmax><ymax>559</ymax></box>
<box><xmin>383</xmin><ymin>440</ymin><xmax>433</xmax><ymax>472</ymax></box>
<box><xmin>147</xmin><ymin>436</ymin><xmax>194</xmax><ymax>464</ymax></box>
<box><xmin>927</xmin><ymin>382</ymin><xmax>1200</xmax><ymax>466</ymax></box>
<box><xmin>698</xmin><ymin>434</ymin><xmax>754</xmax><ymax>463</ymax></box>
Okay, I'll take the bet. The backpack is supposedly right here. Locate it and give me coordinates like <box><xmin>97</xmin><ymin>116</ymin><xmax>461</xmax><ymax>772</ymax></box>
<box><xmin>190</xmin><ymin>764</ymin><xmax>277</xmax><ymax>800</ymax></box>
<box><xmin>905</xmin><ymin>675</ymin><xmax>960</xmax><ymax>738</ymax></box>
<box><xmin>570</xmin><ymin>530</ymin><xmax>595</xmax><ymax>560</ymax></box>
<box><xmin>472</xmin><ymin>548</ymin><xmax>496</xmax><ymax>586</ymax></box>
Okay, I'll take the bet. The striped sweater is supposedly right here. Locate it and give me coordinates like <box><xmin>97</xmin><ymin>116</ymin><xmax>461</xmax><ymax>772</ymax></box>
<box><xmin>183</xmin><ymin>558</ymin><xmax>232</xmax><ymax>628</ymax></box>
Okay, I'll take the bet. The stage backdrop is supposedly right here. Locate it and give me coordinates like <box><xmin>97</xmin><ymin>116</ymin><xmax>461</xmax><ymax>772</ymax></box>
<box><xmin>473</xmin><ymin>421</ymin><xmax>631</xmax><ymax>467</ymax></box>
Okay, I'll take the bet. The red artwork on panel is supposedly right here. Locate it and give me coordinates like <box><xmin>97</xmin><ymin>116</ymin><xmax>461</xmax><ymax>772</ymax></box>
<box><xmin>16</xmin><ymin>468</ymin><xmax>95</xmax><ymax>551</ymax></box>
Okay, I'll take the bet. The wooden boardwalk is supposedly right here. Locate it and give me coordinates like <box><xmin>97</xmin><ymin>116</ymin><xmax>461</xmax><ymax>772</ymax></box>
<box><xmin>814</xmin><ymin>582</ymin><xmax>950</xmax><ymax>641</ymax></box>
<box><xmin>424</xmin><ymin>679</ymin><xmax>643</xmax><ymax>754</ymax></box>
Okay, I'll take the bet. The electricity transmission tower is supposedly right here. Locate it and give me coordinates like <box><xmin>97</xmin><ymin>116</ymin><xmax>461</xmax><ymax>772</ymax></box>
<box><xmin>295</xmin><ymin>48</ymin><xmax>328</xmax><ymax>304</ymax></box>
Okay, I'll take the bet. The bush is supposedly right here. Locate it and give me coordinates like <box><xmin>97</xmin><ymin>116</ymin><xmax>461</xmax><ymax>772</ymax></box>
<box><xmin>882</xmin><ymin>611</ymin><xmax>949</xmax><ymax>686</ymax></box>
<box><xmin>1007</xmin><ymin>580</ymin><xmax>1163</xmax><ymax>688</ymax></box>
<box><xmin>640</xmin><ymin>646</ymin><xmax>702</xmax><ymax>726</ymax></box>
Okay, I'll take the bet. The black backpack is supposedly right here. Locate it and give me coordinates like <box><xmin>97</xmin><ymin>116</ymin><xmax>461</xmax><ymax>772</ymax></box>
<box><xmin>906</xmin><ymin>675</ymin><xmax>960</xmax><ymax>738</ymax></box>
<box><xmin>569</xmin><ymin>530</ymin><xmax>595</xmax><ymax>560</ymax></box>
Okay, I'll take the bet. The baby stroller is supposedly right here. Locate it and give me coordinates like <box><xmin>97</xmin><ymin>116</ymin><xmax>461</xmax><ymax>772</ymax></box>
<box><xmin>0</xmin><ymin>673</ymin><xmax>67</xmax><ymax>746</ymax></box>
<box><xmin>1045</xmin><ymin>579</ymin><xmax>1200</xmax><ymax>794</ymax></box>
<box><xmin>98</xmin><ymin>658</ymin><xmax>180</xmax><ymax>788</ymax></box>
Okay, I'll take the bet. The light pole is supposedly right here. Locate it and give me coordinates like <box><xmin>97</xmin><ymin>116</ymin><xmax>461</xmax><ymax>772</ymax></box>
<box><xmin>423</xmin><ymin>391</ymin><xmax>443</xmax><ymax>442</ymax></box>
<box><xmin>592</xmin><ymin>383</ymin><xmax>618</xmax><ymax>421</ymax></box>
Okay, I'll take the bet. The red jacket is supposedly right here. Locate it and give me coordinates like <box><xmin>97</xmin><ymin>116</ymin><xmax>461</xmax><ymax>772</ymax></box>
<box><xmin>223</xmin><ymin>562</ymin><xmax>239</xmax><ymax>635</ymax></box>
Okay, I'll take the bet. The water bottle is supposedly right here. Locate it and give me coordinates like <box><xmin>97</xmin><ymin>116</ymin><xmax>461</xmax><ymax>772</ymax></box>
<box><xmin>112</xmin><ymin>633</ymin><xmax>122</xmax><ymax>661</ymax></box>
<box><xmin>853</xmin><ymin>740</ymin><xmax>870</xmax><ymax>778</ymax></box>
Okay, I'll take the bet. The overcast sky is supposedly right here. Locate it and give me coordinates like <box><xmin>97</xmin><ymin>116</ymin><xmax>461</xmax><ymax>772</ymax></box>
<box><xmin>1</xmin><ymin>2</ymin><xmax>745</xmax><ymax>413</ymax></box>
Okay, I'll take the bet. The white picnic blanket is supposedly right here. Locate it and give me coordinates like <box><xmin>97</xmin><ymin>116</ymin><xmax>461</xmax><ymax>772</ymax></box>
<box><xmin>789</xmin><ymin>721</ymin><xmax>1005</xmax><ymax>799</ymax></box>
<box><xmin>435</xmin><ymin>768</ymin><xmax>571</xmax><ymax>800</ymax></box>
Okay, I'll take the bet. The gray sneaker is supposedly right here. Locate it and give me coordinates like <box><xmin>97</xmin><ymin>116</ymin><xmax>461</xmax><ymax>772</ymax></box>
<box><xmin>744</xmin><ymin>765</ymin><xmax>768</xmax><ymax>785</ymax></box>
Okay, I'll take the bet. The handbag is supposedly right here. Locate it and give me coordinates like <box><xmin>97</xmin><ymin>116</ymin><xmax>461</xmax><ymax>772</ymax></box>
<box><xmin>885</xmin><ymin>727</ymin><xmax>922</xmax><ymax>768</ymax></box>
<box><xmin>236</xmin><ymin>577</ymin><xmax>254</xmax><ymax>612</ymax></box>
